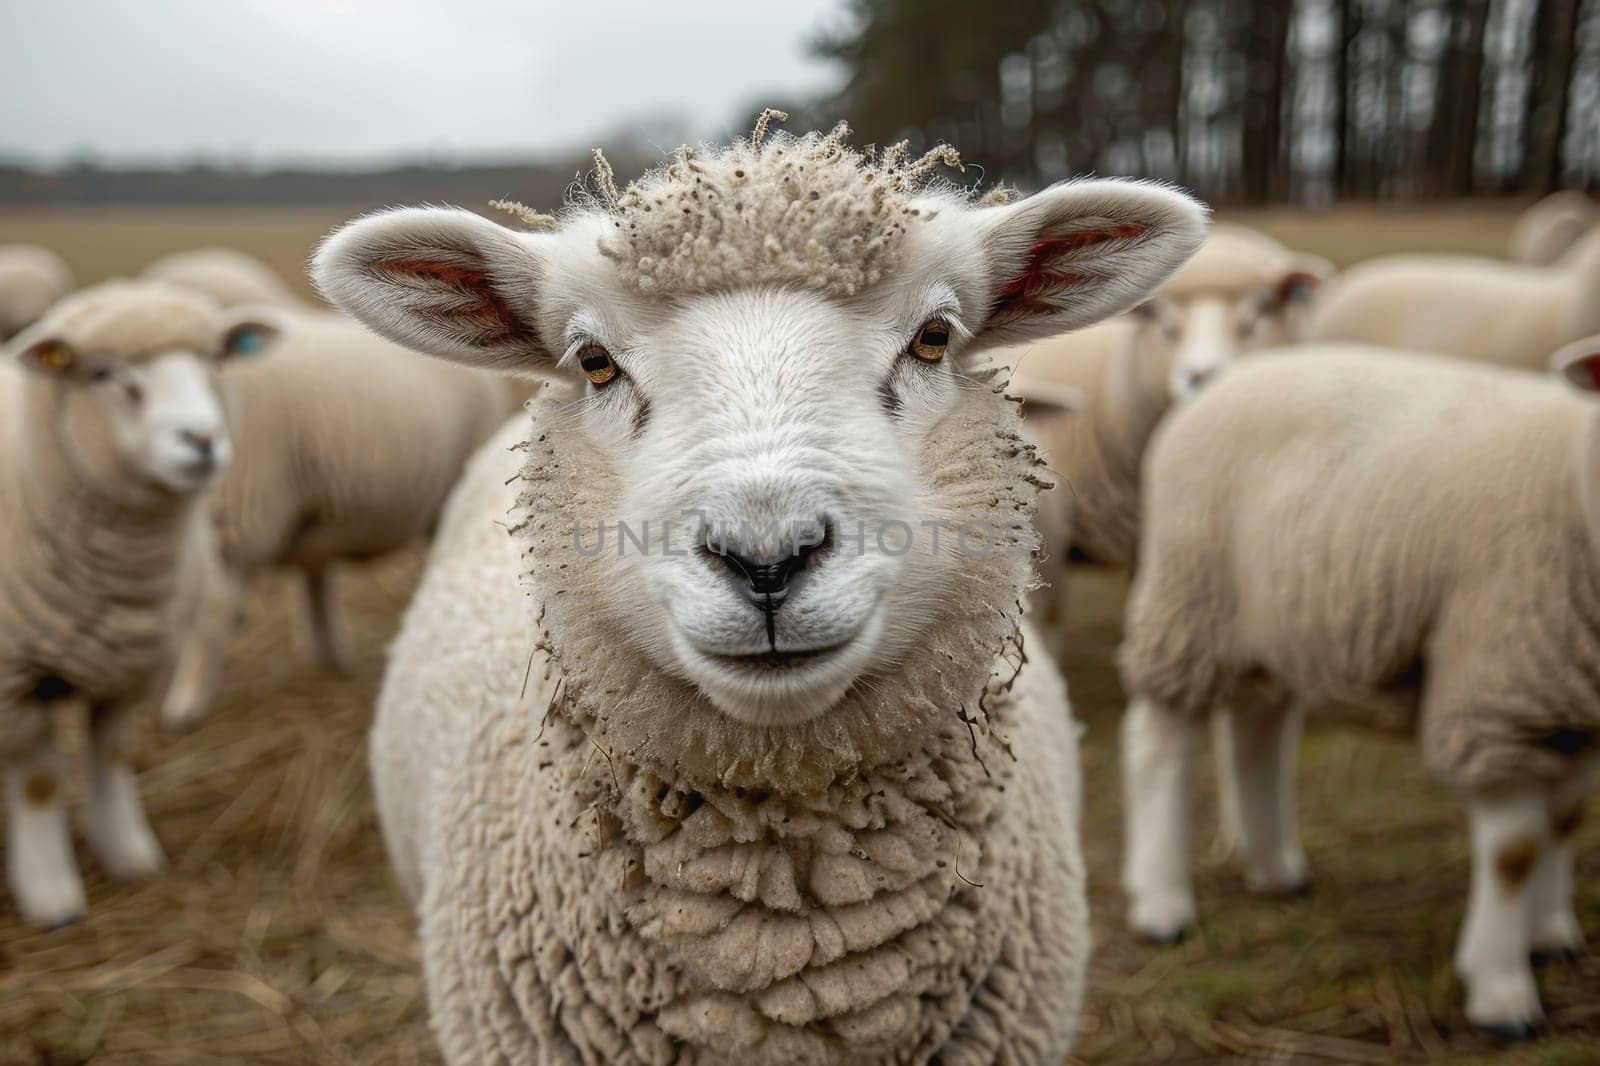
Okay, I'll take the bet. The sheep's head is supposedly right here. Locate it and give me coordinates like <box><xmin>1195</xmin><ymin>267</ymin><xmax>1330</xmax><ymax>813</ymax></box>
<box><xmin>315</xmin><ymin>118</ymin><xmax>1205</xmax><ymax>785</ymax></box>
<box><xmin>1134</xmin><ymin>224</ymin><xmax>1332</xmax><ymax>399</ymax></box>
<box><xmin>5</xmin><ymin>280</ymin><xmax>277</xmax><ymax>497</ymax></box>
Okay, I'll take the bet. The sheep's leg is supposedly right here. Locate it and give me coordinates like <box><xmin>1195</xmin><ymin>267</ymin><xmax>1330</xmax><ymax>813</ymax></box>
<box><xmin>4</xmin><ymin>720</ymin><xmax>86</xmax><ymax>927</ymax></box>
<box><xmin>1456</xmin><ymin>790</ymin><xmax>1546</xmax><ymax>1038</ymax></box>
<box><xmin>83</xmin><ymin>700</ymin><xmax>165</xmax><ymax>881</ymax></box>
<box><xmin>1529</xmin><ymin>754</ymin><xmax>1597</xmax><ymax>962</ymax></box>
<box><xmin>1224</xmin><ymin>699</ymin><xmax>1310</xmax><ymax>895</ymax></box>
<box><xmin>1121</xmin><ymin>697</ymin><xmax>1199</xmax><ymax>942</ymax></box>
<box><xmin>161</xmin><ymin>564</ymin><xmax>242</xmax><ymax>730</ymax></box>
<box><xmin>301</xmin><ymin>562</ymin><xmax>349</xmax><ymax>675</ymax></box>
<box><xmin>1209</xmin><ymin>709</ymin><xmax>1243</xmax><ymax>860</ymax></box>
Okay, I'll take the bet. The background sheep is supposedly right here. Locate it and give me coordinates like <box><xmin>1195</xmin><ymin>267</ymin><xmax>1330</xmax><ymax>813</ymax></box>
<box><xmin>314</xmin><ymin>119</ymin><xmax>1207</xmax><ymax>1062</ymax></box>
<box><xmin>1305</xmin><ymin>225</ymin><xmax>1600</xmax><ymax>369</ymax></box>
<box><xmin>0</xmin><ymin>280</ymin><xmax>275</xmax><ymax>927</ymax></box>
<box><xmin>1118</xmin><ymin>344</ymin><xmax>1600</xmax><ymax>1038</ymax></box>
<box><xmin>140</xmin><ymin>247</ymin><xmax>309</xmax><ymax>310</ymax></box>
<box><xmin>1508</xmin><ymin>191</ymin><xmax>1599</xmax><ymax>265</ymax></box>
<box><xmin>0</xmin><ymin>245</ymin><xmax>74</xmax><ymax>340</ymax></box>
<box><xmin>160</xmin><ymin>309</ymin><xmax>514</xmax><ymax>728</ymax></box>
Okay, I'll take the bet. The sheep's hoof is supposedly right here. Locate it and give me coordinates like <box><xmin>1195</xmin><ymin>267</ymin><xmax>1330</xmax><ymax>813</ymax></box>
<box><xmin>1477</xmin><ymin>1018</ymin><xmax>1543</xmax><ymax>1042</ymax></box>
<box><xmin>1530</xmin><ymin>946</ymin><xmax>1580</xmax><ymax>968</ymax></box>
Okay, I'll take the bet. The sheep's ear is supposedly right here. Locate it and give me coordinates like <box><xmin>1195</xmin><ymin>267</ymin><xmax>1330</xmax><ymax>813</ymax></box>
<box><xmin>220</xmin><ymin>313</ymin><xmax>281</xmax><ymax>360</ymax></box>
<box><xmin>1274</xmin><ymin>254</ymin><xmax>1336</xmax><ymax>307</ymax></box>
<box><xmin>970</xmin><ymin>179</ymin><xmax>1209</xmax><ymax>350</ymax></box>
<box><xmin>311</xmin><ymin>207</ymin><xmax>554</xmax><ymax>372</ymax></box>
<box><xmin>1553</xmin><ymin>336</ymin><xmax>1600</xmax><ymax>393</ymax></box>
<box><xmin>13</xmin><ymin>336</ymin><xmax>81</xmax><ymax>378</ymax></box>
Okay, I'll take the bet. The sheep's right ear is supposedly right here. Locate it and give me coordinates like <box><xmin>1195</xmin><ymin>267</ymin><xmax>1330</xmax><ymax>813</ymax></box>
<box><xmin>1553</xmin><ymin>335</ymin><xmax>1600</xmax><ymax>393</ymax></box>
<box><xmin>312</xmin><ymin>207</ymin><xmax>555</xmax><ymax>372</ymax></box>
<box><xmin>13</xmin><ymin>335</ymin><xmax>81</xmax><ymax>378</ymax></box>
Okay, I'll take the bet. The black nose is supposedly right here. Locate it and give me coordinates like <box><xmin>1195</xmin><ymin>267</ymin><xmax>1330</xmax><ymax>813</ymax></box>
<box><xmin>704</xmin><ymin>520</ymin><xmax>831</xmax><ymax>608</ymax></box>
<box><xmin>180</xmin><ymin>430</ymin><xmax>214</xmax><ymax>459</ymax></box>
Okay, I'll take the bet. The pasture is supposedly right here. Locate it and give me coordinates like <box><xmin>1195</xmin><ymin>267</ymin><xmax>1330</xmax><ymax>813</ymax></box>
<box><xmin>0</xmin><ymin>203</ymin><xmax>1596</xmax><ymax>1065</ymax></box>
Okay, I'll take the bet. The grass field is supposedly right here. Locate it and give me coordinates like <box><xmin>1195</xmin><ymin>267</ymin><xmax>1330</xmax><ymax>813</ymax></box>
<box><xmin>0</xmin><ymin>203</ymin><xmax>1595</xmax><ymax>1064</ymax></box>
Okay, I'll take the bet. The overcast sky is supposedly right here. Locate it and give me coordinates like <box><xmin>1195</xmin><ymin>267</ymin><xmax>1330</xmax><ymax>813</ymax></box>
<box><xmin>0</xmin><ymin>0</ymin><xmax>847</xmax><ymax>167</ymax></box>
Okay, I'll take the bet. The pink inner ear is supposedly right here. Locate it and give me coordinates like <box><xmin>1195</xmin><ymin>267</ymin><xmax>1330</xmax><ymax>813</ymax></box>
<box><xmin>377</xmin><ymin>256</ymin><xmax>533</xmax><ymax>346</ymax></box>
<box><xmin>993</xmin><ymin>224</ymin><xmax>1146</xmax><ymax>315</ymax></box>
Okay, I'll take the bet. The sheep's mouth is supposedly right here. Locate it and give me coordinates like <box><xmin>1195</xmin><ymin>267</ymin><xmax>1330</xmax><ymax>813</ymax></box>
<box><xmin>706</xmin><ymin>643</ymin><xmax>851</xmax><ymax>671</ymax></box>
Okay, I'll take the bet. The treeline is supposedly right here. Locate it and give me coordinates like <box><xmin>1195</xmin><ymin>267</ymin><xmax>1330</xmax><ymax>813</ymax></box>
<box><xmin>806</xmin><ymin>0</ymin><xmax>1600</xmax><ymax>204</ymax></box>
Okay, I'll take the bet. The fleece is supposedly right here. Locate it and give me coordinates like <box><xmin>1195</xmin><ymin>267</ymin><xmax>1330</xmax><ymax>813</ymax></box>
<box><xmin>1121</xmin><ymin>346</ymin><xmax>1600</xmax><ymax>792</ymax></box>
<box><xmin>371</xmin><ymin>376</ymin><xmax>1091</xmax><ymax>1064</ymax></box>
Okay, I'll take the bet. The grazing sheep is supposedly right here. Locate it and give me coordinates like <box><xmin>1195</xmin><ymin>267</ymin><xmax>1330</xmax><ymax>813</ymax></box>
<box><xmin>315</xmin><ymin>116</ymin><xmax>1208</xmax><ymax>1062</ymax></box>
<box><xmin>0</xmin><ymin>280</ymin><xmax>275</xmax><ymax>926</ymax></box>
<box><xmin>140</xmin><ymin>247</ymin><xmax>308</xmax><ymax>310</ymax></box>
<box><xmin>1509</xmin><ymin>191</ymin><xmax>1598</xmax><ymax>266</ymax></box>
<box><xmin>1305</xmin><ymin>226</ymin><xmax>1600</xmax><ymax>369</ymax></box>
<box><xmin>159</xmin><ymin>310</ymin><xmax>513</xmax><ymax>728</ymax></box>
<box><xmin>1118</xmin><ymin>343</ymin><xmax>1600</xmax><ymax>1037</ymax></box>
<box><xmin>0</xmin><ymin>245</ymin><xmax>73</xmax><ymax>340</ymax></box>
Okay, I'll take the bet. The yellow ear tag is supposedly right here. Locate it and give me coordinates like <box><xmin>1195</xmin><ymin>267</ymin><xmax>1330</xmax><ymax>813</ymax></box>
<box><xmin>37</xmin><ymin>341</ymin><xmax>74</xmax><ymax>372</ymax></box>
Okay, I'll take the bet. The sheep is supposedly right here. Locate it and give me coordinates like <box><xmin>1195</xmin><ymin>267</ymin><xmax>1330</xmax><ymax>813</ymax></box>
<box><xmin>0</xmin><ymin>245</ymin><xmax>73</xmax><ymax>340</ymax></box>
<box><xmin>312</xmin><ymin>115</ymin><xmax>1208</xmax><ymax>1063</ymax></box>
<box><xmin>1508</xmin><ymin>190</ymin><xmax>1598</xmax><ymax>266</ymax></box>
<box><xmin>140</xmin><ymin>247</ymin><xmax>308</xmax><ymax>310</ymax></box>
<box><xmin>0</xmin><ymin>280</ymin><xmax>276</xmax><ymax>926</ymax></box>
<box><xmin>159</xmin><ymin>309</ymin><xmax>515</xmax><ymax>729</ymax></box>
<box><xmin>1009</xmin><ymin>223</ymin><xmax>1329</xmax><ymax>579</ymax></box>
<box><xmin>1305</xmin><ymin>224</ymin><xmax>1600</xmax><ymax>369</ymax></box>
<box><xmin>1117</xmin><ymin>342</ymin><xmax>1600</xmax><ymax>1038</ymax></box>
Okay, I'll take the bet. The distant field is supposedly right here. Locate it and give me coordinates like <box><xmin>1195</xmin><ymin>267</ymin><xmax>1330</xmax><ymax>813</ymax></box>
<box><xmin>0</xmin><ymin>203</ymin><xmax>1594</xmax><ymax>1065</ymax></box>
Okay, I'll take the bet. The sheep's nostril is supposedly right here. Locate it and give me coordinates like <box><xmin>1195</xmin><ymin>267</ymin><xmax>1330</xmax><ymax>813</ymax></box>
<box><xmin>702</xmin><ymin>518</ymin><xmax>832</xmax><ymax>607</ymax></box>
<box><xmin>180</xmin><ymin>430</ymin><xmax>215</xmax><ymax>459</ymax></box>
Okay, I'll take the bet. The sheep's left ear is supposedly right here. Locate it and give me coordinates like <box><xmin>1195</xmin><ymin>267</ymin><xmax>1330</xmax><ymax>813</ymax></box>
<box><xmin>220</xmin><ymin>313</ymin><xmax>281</xmax><ymax>360</ymax></box>
<box><xmin>1553</xmin><ymin>335</ymin><xmax>1600</xmax><ymax>393</ymax></box>
<box><xmin>969</xmin><ymin>179</ymin><xmax>1209</xmax><ymax>350</ymax></box>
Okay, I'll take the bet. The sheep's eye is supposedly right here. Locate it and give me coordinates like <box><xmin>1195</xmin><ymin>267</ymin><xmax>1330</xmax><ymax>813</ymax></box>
<box><xmin>910</xmin><ymin>318</ymin><xmax>952</xmax><ymax>362</ymax></box>
<box><xmin>578</xmin><ymin>343</ymin><xmax>618</xmax><ymax>386</ymax></box>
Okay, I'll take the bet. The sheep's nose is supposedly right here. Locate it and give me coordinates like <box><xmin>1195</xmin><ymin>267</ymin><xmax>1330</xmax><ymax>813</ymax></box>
<box><xmin>180</xmin><ymin>429</ymin><xmax>215</xmax><ymax>459</ymax></box>
<box><xmin>703</xmin><ymin>519</ymin><xmax>831</xmax><ymax>608</ymax></box>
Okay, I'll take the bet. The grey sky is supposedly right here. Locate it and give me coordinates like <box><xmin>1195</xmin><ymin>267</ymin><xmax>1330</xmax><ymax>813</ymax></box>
<box><xmin>0</xmin><ymin>0</ymin><xmax>846</xmax><ymax>166</ymax></box>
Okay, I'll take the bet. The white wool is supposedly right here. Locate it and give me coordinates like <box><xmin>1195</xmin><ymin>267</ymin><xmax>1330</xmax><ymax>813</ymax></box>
<box><xmin>1307</xmin><ymin>226</ymin><xmax>1600</xmax><ymax>369</ymax></box>
<box><xmin>140</xmin><ymin>247</ymin><xmax>307</xmax><ymax>309</ymax></box>
<box><xmin>160</xmin><ymin>309</ymin><xmax>513</xmax><ymax>727</ymax></box>
<box><xmin>1508</xmin><ymin>191</ymin><xmax>1598</xmax><ymax>266</ymax></box>
<box><xmin>0</xmin><ymin>245</ymin><xmax>74</xmax><ymax>340</ymax></box>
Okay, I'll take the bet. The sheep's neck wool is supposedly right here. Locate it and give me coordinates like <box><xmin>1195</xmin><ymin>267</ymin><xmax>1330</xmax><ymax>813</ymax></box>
<box><xmin>0</xmin><ymin>385</ymin><xmax>196</xmax><ymax>706</ymax></box>
<box><xmin>478</xmin><ymin>375</ymin><xmax>1070</xmax><ymax>1062</ymax></box>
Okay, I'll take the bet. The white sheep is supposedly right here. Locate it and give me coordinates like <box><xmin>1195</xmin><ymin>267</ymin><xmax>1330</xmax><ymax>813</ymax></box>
<box><xmin>1118</xmin><ymin>343</ymin><xmax>1600</xmax><ymax>1038</ymax></box>
<box><xmin>0</xmin><ymin>280</ymin><xmax>275</xmax><ymax>926</ymax></box>
<box><xmin>1008</xmin><ymin>223</ymin><xmax>1328</xmax><ymax>576</ymax></box>
<box><xmin>0</xmin><ymin>245</ymin><xmax>74</xmax><ymax>340</ymax></box>
<box><xmin>1508</xmin><ymin>190</ymin><xmax>1598</xmax><ymax>266</ymax></box>
<box><xmin>159</xmin><ymin>309</ymin><xmax>514</xmax><ymax>728</ymax></box>
<box><xmin>140</xmin><ymin>246</ymin><xmax>308</xmax><ymax>309</ymax></box>
<box><xmin>313</xmin><ymin>116</ymin><xmax>1208</xmax><ymax>1062</ymax></box>
<box><xmin>1306</xmin><ymin>225</ymin><xmax>1600</xmax><ymax>369</ymax></box>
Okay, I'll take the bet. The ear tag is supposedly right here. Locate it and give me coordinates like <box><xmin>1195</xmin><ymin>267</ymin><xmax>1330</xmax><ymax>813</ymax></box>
<box><xmin>37</xmin><ymin>340</ymin><xmax>74</xmax><ymax>371</ymax></box>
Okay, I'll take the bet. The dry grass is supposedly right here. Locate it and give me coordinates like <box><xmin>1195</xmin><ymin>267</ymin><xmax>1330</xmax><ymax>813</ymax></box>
<box><xmin>1</xmin><ymin>204</ymin><xmax>1595</xmax><ymax>1064</ymax></box>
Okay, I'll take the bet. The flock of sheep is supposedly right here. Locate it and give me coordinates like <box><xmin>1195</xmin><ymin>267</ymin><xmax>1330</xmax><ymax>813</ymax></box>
<box><xmin>0</xmin><ymin>112</ymin><xmax>1596</xmax><ymax>1063</ymax></box>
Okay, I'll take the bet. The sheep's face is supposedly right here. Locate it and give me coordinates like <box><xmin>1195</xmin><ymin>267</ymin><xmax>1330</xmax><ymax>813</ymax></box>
<box><xmin>9</xmin><ymin>298</ymin><xmax>278</xmax><ymax>495</ymax></box>
<box><xmin>317</xmin><ymin>160</ymin><xmax>1207</xmax><ymax>726</ymax></box>
<box><xmin>1133</xmin><ymin>229</ymin><xmax>1331</xmax><ymax>400</ymax></box>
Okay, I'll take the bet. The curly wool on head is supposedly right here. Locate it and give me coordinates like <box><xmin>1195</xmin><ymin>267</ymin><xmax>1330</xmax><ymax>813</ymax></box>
<box><xmin>584</xmin><ymin>111</ymin><xmax>965</xmax><ymax>299</ymax></box>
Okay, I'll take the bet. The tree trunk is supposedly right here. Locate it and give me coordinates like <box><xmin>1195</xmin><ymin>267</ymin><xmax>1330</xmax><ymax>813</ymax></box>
<box><xmin>1241</xmin><ymin>0</ymin><xmax>1291</xmax><ymax>202</ymax></box>
<box><xmin>1522</xmin><ymin>0</ymin><xmax>1581</xmax><ymax>192</ymax></box>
